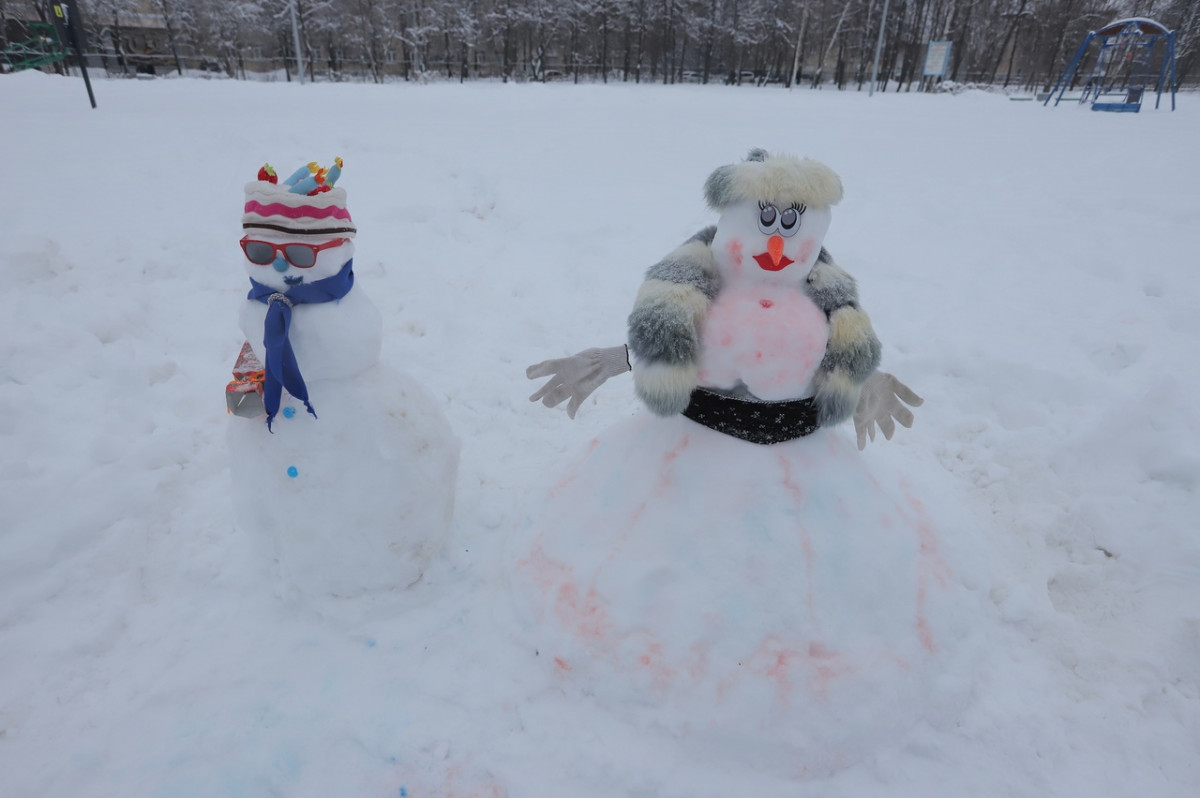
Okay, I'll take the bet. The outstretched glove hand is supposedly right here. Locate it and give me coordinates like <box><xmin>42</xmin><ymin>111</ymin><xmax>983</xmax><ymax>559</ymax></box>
<box><xmin>527</xmin><ymin>345</ymin><xmax>631</xmax><ymax>419</ymax></box>
<box><xmin>854</xmin><ymin>371</ymin><xmax>924</xmax><ymax>450</ymax></box>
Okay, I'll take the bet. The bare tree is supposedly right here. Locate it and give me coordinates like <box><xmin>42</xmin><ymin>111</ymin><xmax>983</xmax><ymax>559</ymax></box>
<box><xmin>58</xmin><ymin>0</ymin><xmax>1190</xmax><ymax>89</ymax></box>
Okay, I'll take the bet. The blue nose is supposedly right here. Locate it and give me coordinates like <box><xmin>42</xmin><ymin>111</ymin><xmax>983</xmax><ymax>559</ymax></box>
<box><xmin>273</xmin><ymin>256</ymin><xmax>289</xmax><ymax>273</ymax></box>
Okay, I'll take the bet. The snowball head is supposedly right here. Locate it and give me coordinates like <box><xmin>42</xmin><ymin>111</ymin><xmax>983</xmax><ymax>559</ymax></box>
<box><xmin>710</xmin><ymin>199</ymin><xmax>832</xmax><ymax>287</ymax></box>
<box><xmin>237</xmin><ymin>244</ymin><xmax>380</xmax><ymax>384</ymax></box>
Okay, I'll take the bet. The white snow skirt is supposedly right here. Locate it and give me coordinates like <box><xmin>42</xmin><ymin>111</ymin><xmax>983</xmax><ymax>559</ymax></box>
<box><xmin>511</xmin><ymin>412</ymin><xmax>986</xmax><ymax>777</ymax></box>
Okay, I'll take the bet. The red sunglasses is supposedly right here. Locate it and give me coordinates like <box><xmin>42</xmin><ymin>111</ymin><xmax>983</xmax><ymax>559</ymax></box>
<box><xmin>240</xmin><ymin>237</ymin><xmax>348</xmax><ymax>269</ymax></box>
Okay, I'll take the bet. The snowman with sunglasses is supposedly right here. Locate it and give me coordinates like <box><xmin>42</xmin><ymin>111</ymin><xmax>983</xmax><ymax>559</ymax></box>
<box><xmin>227</xmin><ymin>160</ymin><xmax>458</xmax><ymax>600</ymax></box>
<box><xmin>233</xmin><ymin>160</ymin><xmax>378</xmax><ymax>424</ymax></box>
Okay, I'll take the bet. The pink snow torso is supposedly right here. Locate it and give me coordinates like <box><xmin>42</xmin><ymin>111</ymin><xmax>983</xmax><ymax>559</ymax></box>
<box><xmin>696</xmin><ymin>284</ymin><xmax>829</xmax><ymax>401</ymax></box>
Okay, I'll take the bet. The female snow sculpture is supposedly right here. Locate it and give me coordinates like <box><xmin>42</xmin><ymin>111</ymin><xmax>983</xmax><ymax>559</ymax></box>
<box><xmin>527</xmin><ymin>150</ymin><xmax>921</xmax><ymax>448</ymax></box>
<box><xmin>513</xmin><ymin>150</ymin><xmax>980</xmax><ymax>778</ymax></box>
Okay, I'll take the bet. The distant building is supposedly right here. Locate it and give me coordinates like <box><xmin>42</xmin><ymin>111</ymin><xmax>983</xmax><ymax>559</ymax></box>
<box><xmin>85</xmin><ymin>0</ymin><xmax>175</xmax><ymax>75</ymax></box>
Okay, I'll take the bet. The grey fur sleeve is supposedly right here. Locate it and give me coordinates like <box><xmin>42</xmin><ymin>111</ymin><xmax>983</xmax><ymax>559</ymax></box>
<box><xmin>806</xmin><ymin>251</ymin><xmax>861</xmax><ymax>314</ymax></box>
<box><xmin>642</xmin><ymin>226</ymin><xmax>720</xmax><ymax>298</ymax></box>
<box><xmin>628</xmin><ymin>229</ymin><xmax>721</xmax><ymax>416</ymax></box>
<box><xmin>805</xmin><ymin>253</ymin><xmax>883</xmax><ymax>427</ymax></box>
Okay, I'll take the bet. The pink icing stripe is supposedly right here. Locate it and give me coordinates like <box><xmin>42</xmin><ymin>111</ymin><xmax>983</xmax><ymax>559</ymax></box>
<box><xmin>243</xmin><ymin>200</ymin><xmax>352</xmax><ymax>221</ymax></box>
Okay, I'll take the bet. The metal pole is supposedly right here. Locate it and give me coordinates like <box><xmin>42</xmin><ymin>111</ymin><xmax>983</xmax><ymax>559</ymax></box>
<box><xmin>1169</xmin><ymin>33</ymin><xmax>1176</xmax><ymax>110</ymax></box>
<box><xmin>869</xmin><ymin>0</ymin><xmax>891</xmax><ymax>96</ymax></box>
<box><xmin>289</xmin><ymin>0</ymin><xmax>305</xmax><ymax>84</ymax></box>
<box><xmin>55</xmin><ymin>2</ymin><xmax>96</xmax><ymax>108</ymax></box>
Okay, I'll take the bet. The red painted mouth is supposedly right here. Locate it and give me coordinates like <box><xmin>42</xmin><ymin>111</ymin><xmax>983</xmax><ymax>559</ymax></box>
<box><xmin>753</xmin><ymin>252</ymin><xmax>794</xmax><ymax>271</ymax></box>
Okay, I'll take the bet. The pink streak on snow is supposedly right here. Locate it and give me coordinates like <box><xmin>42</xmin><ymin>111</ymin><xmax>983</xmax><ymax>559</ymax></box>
<box><xmin>803</xmin><ymin>642</ymin><xmax>857</xmax><ymax>697</ymax></box>
<box><xmin>777</xmin><ymin>453</ymin><xmax>820</xmax><ymax>629</ymax></box>
<box><xmin>548</xmin><ymin>438</ymin><xmax>600</xmax><ymax>498</ymax></box>
<box><xmin>629</xmin><ymin>433</ymin><xmax>689</xmax><ymax>535</ymax></box>
<box><xmin>901</xmin><ymin>483</ymin><xmax>952</xmax><ymax>654</ymax></box>
<box><xmin>653</xmin><ymin>434</ymin><xmax>690</xmax><ymax>498</ymax></box>
<box><xmin>738</xmin><ymin>636</ymin><xmax>857</xmax><ymax>704</ymax></box>
<box><xmin>517</xmin><ymin>542</ymin><xmax>612</xmax><ymax>642</ymax></box>
<box><xmin>636</xmin><ymin>640</ymin><xmax>677</xmax><ymax>692</ymax></box>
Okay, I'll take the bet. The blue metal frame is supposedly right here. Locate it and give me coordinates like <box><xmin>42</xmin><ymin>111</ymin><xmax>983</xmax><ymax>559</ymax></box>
<box><xmin>1046</xmin><ymin>33</ymin><xmax>1096</xmax><ymax>107</ymax></box>
<box><xmin>1043</xmin><ymin>19</ymin><xmax>1177</xmax><ymax>112</ymax></box>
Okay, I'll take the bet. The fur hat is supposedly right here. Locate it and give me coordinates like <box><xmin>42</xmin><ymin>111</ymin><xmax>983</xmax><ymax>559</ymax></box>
<box><xmin>241</xmin><ymin>160</ymin><xmax>356</xmax><ymax>238</ymax></box>
<box><xmin>703</xmin><ymin>148</ymin><xmax>843</xmax><ymax>211</ymax></box>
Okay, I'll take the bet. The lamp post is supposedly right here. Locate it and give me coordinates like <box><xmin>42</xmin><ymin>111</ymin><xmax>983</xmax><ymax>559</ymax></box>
<box><xmin>52</xmin><ymin>2</ymin><xmax>96</xmax><ymax>108</ymax></box>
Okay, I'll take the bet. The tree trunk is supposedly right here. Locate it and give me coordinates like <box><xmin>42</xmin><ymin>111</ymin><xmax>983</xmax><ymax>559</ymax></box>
<box><xmin>1003</xmin><ymin>22</ymin><xmax>1022</xmax><ymax>87</ymax></box>
<box><xmin>622</xmin><ymin>17</ymin><xmax>632</xmax><ymax>80</ymax></box>
<box><xmin>703</xmin><ymin>0</ymin><xmax>717</xmax><ymax>84</ymax></box>
<box><xmin>281</xmin><ymin>31</ymin><xmax>292</xmax><ymax>82</ymax></box>
<box><xmin>788</xmin><ymin>6</ymin><xmax>808</xmax><ymax>89</ymax></box>
<box><xmin>949</xmin><ymin>0</ymin><xmax>971</xmax><ymax>82</ymax></box>
<box><xmin>990</xmin><ymin>1</ymin><xmax>1029</xmax><ymax>84</ymax></box>
<box><xmin>635</xmin><ymin>0</ymin><xmax>646</xmax><ymax>83</ymax></box>
<box><xmin>600</xmin><ymin>13</ymin><xmax>609</xmax><ymax>83</ymax></box>
<box><xmin>157</xmin><ymin>0</ymin><xmax>184</xmax><ymax>76</ymax></box>
<box><xmin>817</xmin><ymin>0</ymin><xmax>855</xmax><ymax>89</ymax></box>
<box><xmin>677</xmin><ymin>28</ymin><xmax>687</xmax><ymax>83</ymax></box>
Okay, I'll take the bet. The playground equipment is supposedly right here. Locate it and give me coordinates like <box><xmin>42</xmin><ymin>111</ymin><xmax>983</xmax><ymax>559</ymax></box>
<box><xmin>1045</xmin><ymin>18</ymin><xmax>1177</xmax><ymax>112</ymax></box>
<box><xmin>1</xmin><ymin>22</ymin><xmax>67</xmax><ymax>73</ymax></box>
<box><xmin>2</xmin><ymin>3</ymin><xmax>96</xmax><ymax>108</ymax></box>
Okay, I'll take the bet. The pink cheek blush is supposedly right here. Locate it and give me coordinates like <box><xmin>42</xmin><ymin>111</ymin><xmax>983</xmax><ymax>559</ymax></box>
<box><xmin>727</xmin><ymin>239</ymin><xmax>744</xmax><ymax>277</ymax></box>
<box><xmin>795</xmin><ymin>238</ymin><xmax>814</xmax><ymax>267</ymax></box>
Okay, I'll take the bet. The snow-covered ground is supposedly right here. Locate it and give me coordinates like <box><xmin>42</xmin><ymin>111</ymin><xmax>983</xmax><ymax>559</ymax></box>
<box><xmin>1</xmin><ymin>72</ymin><xmax>1198</xmax><ymax>797</ymax></box>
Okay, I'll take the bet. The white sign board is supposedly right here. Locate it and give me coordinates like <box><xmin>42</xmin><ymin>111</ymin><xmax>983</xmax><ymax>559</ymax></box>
<box><xmin>923</xmin><ymin>41</ymin><xmax>952</xmax><ymax>77</ymax></box>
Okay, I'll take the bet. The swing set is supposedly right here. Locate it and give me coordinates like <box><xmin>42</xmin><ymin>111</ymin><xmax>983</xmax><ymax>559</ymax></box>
<box><xmin>1044</xmin><ymin>17</ymin><xmax>1177</xmax><ymax>112</ymax></box>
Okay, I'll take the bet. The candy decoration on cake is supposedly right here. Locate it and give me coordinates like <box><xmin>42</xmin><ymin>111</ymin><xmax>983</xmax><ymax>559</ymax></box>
<box><xmin>227</xmin><ymin>159</ymin><xmax>459</xmax><ymax>598</ymax></box>
<box><xmin>512</xmin><ymin>150</ymin><xmax>983</xmax><ymax>777</ymax></box>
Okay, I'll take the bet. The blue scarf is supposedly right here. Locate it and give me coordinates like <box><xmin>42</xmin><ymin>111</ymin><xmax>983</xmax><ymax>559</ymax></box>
<box><xmin>247</xmin><ymin>259</ymin><xmax>355</xmax><ymax>430</ymax></box>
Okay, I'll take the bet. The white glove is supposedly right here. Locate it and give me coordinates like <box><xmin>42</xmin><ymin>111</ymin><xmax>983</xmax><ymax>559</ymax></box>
<box><xmin>854</xmin><ymin>371</ymin><xmax>924</xmax><ymax>450</ymax></box>
<box><xmin>527</xmin><ymin>345</ymin><xmax>631</xmax><ymax>418</ymax></box>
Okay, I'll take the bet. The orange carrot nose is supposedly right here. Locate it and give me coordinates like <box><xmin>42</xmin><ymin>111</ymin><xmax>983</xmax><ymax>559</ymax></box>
<box><xmin>767</xmin><ymin>235</ymin><xmax>785</xmax><ymax>266</ymax></box>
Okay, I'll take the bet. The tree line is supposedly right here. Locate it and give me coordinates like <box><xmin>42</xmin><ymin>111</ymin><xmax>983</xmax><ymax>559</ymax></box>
<box><xmin>3</xmin><ymin>0</ymin><xmax>1197</xmax><ymax>91</ymax></box>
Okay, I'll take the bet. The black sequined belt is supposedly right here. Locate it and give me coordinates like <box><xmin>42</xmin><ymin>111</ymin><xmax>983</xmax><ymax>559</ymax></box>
<box><xmin>681</xmin><ymin>387</ymin><xmax>820</xmax><ymax>445</ymax></box>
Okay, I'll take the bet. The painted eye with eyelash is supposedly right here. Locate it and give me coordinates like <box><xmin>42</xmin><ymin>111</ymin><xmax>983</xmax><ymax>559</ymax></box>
<box><xmin>757</xmin><ymin>202</ymin><xmax>778</xmax><ymax>235</ymax></box>
<box><xmin>778</xmin><ymin>203</ymin><xmax>806</xmax><ymax>238</ymax></box>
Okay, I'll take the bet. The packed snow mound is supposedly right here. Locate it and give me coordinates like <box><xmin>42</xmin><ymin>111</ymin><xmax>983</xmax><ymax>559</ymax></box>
<box><xmin>511</xmin><ymin>414</ymin><xmax>989</xmax><ymax>777</ymax></box>
<box><xmin>229</xmin><ymin>364</ymin><xmax>458</xmax><ymax>598</ymax></box>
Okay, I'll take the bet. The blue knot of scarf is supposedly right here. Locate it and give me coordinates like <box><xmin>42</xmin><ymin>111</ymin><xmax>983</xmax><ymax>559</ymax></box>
<box><xmin>247</xmin><ymin>259</ymin><xmax>355</xmax><ymax>431</ymax></box>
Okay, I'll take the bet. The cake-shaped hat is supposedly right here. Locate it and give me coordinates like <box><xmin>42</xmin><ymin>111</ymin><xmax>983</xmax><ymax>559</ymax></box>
<box><xmin>242</xmin><ymin>158</ymin><xmax>356</xmax><ymax>238</ymax></box>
